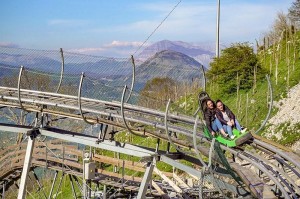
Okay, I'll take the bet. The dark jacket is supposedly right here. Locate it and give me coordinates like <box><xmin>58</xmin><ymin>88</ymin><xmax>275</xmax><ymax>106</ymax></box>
<box><xmin>215</xmin><ymin>105</ymin><xmax>235</xmax><ymax>125</ymax></box>
<box><xmin>204</xmin><ymin>108</ymin><xmax>217</xmax><ymax>133</ymax></box>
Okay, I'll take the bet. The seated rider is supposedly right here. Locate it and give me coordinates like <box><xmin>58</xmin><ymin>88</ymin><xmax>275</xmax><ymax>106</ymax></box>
<box><xmin>204</xmin><ymin>99</ymin><xmax>228</xmax><ymax>137</ymax></box>
<box><xmin>215</xmin><ymin>99</ymin><xmax>246</xmax><ymax>139</ymax></box>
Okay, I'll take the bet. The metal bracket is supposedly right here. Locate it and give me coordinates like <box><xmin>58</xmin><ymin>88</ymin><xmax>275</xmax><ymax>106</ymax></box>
<box><xmin>26</xmin><ymin>128</ymin><xmax>40</xmax><ymax>138</ymax></box>
<box><xmin>121</xmin><ymin>85</ymin><xmax>145</xmax><ymax>137</ymax></box>
<box><xmin>17</xmin><ymin>65</ymin><xmax>25</xmax><ymax>111</ymax></box>
<box><xmin>125</xmin><ymin>55</ymin><xmax>136</xmax><ymax>103</ymax></box>
<box><xmin>254</xmin><ymin>75</ymin><xmax>273</xmax><ymax>134</ymax></box>
<box><xmin>78</xmin><ymin>72</ymin><xmax>93</xmax><ymax>125</ymax></box>
<box><xmin>192</xmin><ymin>115</ymin><xmax>207</xmax><ymax>167</ymax></box>
<box><xmin>193</xmin><ymin>64</ymin><xmax>206</xmax><ymax>117</ymax></box>
<box><xmin>56</xmin><ymin>48</ymin><xmax>64</xmax><ymax>93</ymax></box>
<box><xmin>164</xmin><ymin>99</ymin><xmax>193</xmax><ymax>156</ymax></box>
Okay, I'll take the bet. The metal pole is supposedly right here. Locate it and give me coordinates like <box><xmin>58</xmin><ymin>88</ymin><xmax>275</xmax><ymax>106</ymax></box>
<box><xmin>48</xmin><ymin>171</ymin><xmax>58</xmax><ymax>199</ymax></box>
<box><xmin>83</xmin><ymin>155</ymin><xmax>86</xmax><ymax>199</ymax></box>
<box><xmin>2</xmin><ymin>181</ymin><xmax>5</xmax><ymax>199</ymax></box>
<box><xmin>17</xmin><ymin>134</ymin><xmax>35</xmax><ymax>199</ymax></box>
<box><xmin>32</xmin><ymin>171</ymin><xmax>47</xmax><ymax>199</ymax></box>
<box><xmin>53</xmin><ymin>173</ymin><xmax>64</xmax><ymax>199</ymax></box>
<box><xmin>69</xmin><ymin>175</ymin><xmax>78</xmax><ymax>199</ymax></box>
<box><xmin>216</xmin><ymin>0</ymin><xmax>220</xmax><ymax>58</ymax></box>
<box><xmin>137</xmin><ymin>161</ymin><xmax>155</xmax><ymax>199</ymax></box>
<box><xmin>103</xmin><ymin>184</ymin><xmax>107</xmax><ymax>199</ymax></box>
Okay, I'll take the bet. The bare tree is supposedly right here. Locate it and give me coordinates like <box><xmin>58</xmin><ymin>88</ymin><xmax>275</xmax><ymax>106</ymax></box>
<box><xmin>289</xmin><ymin>0</ymin><xmax>300</xmax><ymax>27</ymax></box>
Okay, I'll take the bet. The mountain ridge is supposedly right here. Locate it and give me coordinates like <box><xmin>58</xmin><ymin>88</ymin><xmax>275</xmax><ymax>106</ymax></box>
<box><xmin>137</xmin><ymin>40</ymin><xmax>215</xmax><ymax>67</ymax></box>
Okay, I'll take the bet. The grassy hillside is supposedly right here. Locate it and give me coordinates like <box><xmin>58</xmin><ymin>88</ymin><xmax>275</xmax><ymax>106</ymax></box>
<box><xmin>173</xmin><ymin>31</ymin><xmax>300</xmax><ymax>146</ymax></box>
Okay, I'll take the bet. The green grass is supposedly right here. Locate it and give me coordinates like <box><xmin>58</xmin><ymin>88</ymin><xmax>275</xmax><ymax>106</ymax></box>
<box><xmin>172</xmin><ymin>31</ymin><xmax>300</xmax><ymax>146</ymax></box>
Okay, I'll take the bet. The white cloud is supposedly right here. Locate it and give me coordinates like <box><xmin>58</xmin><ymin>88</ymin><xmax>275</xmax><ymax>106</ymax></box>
<box><xmin>103</xmin><ymin>41</ymin><xmax>147</xmax><ymax>48</ymax></box>
<box><xmin>0</xmin><ymin>42</ymin><xmax>19</xmax><ymax>48</ymax></box>
<box><xmin>61</xmin><ymin>1</ymin><xmax>294</xmax><ymax>57</ymax></box>
<box><xmin>67</xmin><ymin>40</ymin><xmax>149</xmax><ymax>57</ymax></box>
<box><xmin>68</xmin><ymin>47</ymin><xmax>105</xmax><ymax>54</ymax></box>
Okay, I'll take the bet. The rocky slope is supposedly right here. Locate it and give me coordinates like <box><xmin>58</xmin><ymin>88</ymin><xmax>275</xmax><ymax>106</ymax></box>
<box><xmin>265</xmin><ymin>83</ymin><xmax>300</xmax><ymax>151</ymax></box>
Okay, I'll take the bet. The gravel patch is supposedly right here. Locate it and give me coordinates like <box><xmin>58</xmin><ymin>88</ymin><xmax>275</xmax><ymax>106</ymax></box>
<box><xmin>265</xmin><ymin>83</ymin><xmax>300</xmax><ymax>144</ymax></box>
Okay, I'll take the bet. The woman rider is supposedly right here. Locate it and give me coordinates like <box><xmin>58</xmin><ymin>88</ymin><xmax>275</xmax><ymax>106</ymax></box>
<box><xmin>204</xmin><ymin>99</ymin><xmax>228</xmax><ymax>137</ymax></box>
<box><xmin>215</xmin><ymin>99</ymin><xmax>246</xmax><ymax>139</ymax></box>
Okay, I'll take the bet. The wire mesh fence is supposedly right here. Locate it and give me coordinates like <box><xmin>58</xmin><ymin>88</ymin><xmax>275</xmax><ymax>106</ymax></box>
<box><xmin>0</xmin><ymin>46</ymin><xmax>204</xmax><ymax>109</ymax></box>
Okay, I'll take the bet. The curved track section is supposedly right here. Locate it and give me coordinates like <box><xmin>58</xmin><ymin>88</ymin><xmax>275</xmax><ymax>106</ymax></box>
<box><xmin>0</xmin><ymin>87</ymin><xmax>299</xmax><ymax>198</ymax></box>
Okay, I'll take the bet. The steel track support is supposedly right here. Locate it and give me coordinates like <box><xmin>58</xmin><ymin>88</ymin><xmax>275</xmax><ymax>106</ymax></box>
<box><xmin>103</xmin><ymin>184</ymin><xmax>107</xmax><ymax>199</ymax></box>
<box><xmin>2</xmin><ymin>181</ymin><xmax>5</xmax><ymax>199</ymax></box>
<box><xmin>17</xmin><ymin>129</ymin><xmax>38</xmax><ymax>199</ymax></box>
<box><xmin>69</xmin><ymin>175</ymin><xmax>78</xmax><ymax>199</ymax></box>
<box><xmin>32</xmin><ymin>170</ymin><xmax>47</xmax><ymax>199</ymax></box>
<box><xmin>72</xmin><ymin>175</ymin><xmax>84</xmax><ymax>196</ymax></box>
<box><xmin>137</xmin><ymin>160</ymin><xmax>155</xmax><ymax>199</ymax></box>
<box><xmin>53</xmin><ymin>173</ymin><xmax>64</xmax><ymax>199</ymax></box>
<box><xmin>48</xmin><ymin>170</ymin><xmax>58</xmax><ymax>199</ymax></box>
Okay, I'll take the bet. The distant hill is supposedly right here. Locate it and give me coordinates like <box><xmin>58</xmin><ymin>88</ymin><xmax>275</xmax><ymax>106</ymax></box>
<box><xmin>0</xmin><ymin>47</ymin><xmax>207</xmax><ymax>93</ymax></box>
<box><xmin>137</xmin><ymin>40</ymin><xmax>215</xmax><ymax>67</ymax></box>
<box><xmin>0</xmin><ymin>51</ymin><xmax>131</xmax><ymax>79</ymax></box>
<box><xmin>133</xmin><ymin>50</ymin><xmax>206</xmax><ymax>91</ymax></box>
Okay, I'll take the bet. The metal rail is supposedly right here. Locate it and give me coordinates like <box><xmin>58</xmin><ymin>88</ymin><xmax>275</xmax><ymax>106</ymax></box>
<box><xmin>1</xmin><ymin>86</ymin><xmax>300</xmax><ymax>198</ymax></box>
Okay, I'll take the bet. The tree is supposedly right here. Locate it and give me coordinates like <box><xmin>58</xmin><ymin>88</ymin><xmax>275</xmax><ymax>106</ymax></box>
<box><xmin>289</xmin><ymin>0</ymin><xmax>300</xmax><ymax>26</ymax></box>
<box><xmin>138</xmin><ymin>77</ymin><xmax>177</xmax><ymax>109</ymax></box>
<box><xmin>207</xmin><ymin>43</ymin><xmax>266</xmax><ymax>94</ymax></box>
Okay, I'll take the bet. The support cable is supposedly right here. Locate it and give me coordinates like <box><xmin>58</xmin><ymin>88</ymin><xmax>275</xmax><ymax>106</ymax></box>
<box><xmin>133</xmin><ymin>0</ymin><xmax>182</xmax><ymax>55</ymax></box>
<box><xmin>32</xmin><ymin>170</ymin><xmax>47</xmax><ymax>199</ymax></box>
<box><xmin>53</xmin><ymin>173</ymin><xmax>64</xmax><ymax>199</ymax></box>
<box><xmin>72</xmin><ymin>175</ymin><xmax>84</xmax><ymax>196</ymax></box>
<box><xmin>28</xmin><ymin>174</ymin><xmax>44</xmax><ymax>199</ymax></box>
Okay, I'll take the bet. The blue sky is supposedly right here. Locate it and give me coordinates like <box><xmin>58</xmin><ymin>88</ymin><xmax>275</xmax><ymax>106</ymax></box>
<box><xmin>0</xmin><ymin>0</ymin><xmax>294</xmax><ymax>57</ymax></box>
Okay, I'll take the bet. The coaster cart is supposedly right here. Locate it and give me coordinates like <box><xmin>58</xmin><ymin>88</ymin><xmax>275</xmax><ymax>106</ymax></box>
<box><xmin>198</xmin><ymin>91</ymin><xmax>252</xmax><ymax>147</ymax></box>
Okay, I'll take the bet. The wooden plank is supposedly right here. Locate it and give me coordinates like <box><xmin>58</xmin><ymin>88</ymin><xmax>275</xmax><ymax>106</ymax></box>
<box><xmin>153</xmin><ymin>167</ymin><xmax>182</xmax><ymax>193</ymax></box>
<box><xmin>96</xmin><ymin>169</ymin><xmax>143</xmax><ymax>182</ymax></box>
<box><xmin>151</xmin><ymin>181</ymin><xmax>170</xmax><ymax>199</ymax></box>
<box><xmin>231</xmin><ymin>163</ymin><xmax>276</xmax><ymax>199</ymax></box>
<box><xmin>173</xmin><ymin>173</ymin><xmax>190</xmax><ymax>189</ymax></box>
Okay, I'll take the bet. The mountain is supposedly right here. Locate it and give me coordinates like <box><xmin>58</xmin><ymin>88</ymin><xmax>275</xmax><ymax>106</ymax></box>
<box><xmin>0</xmin><ymin>52</ymin><xmax>132</xmax><ymax>79</ymax></box>
<box><xmin>137</xmin><ymin>40</ymin><xmax>215</xmax><ymax>67</ymax></box>
<box><xmin>133</xmin><ymin>50</ymin><xmax>206</xmax><ymax>91</ymax></box>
